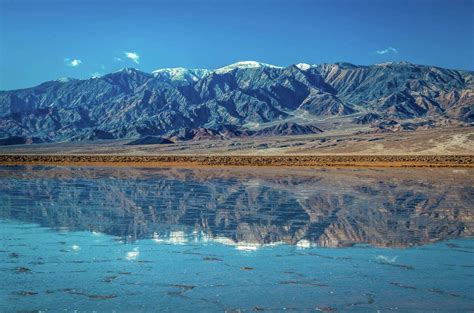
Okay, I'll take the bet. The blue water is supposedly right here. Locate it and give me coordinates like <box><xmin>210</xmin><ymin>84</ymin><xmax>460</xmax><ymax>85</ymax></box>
<box><xmin>0</xmin><ymin>166</ymin><xmax>473</xmax><ymax>312</ymax></box>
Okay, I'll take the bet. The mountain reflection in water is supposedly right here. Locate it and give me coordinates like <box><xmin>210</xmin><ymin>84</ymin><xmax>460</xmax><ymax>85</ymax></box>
<box><xmin>0</xmin><ymin>166</ymin><xmax>472</xmax><ymax>248</ymax></box>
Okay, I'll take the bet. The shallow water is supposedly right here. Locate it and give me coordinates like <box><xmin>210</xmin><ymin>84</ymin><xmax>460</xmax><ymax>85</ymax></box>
<box><xmin>0</xmin><ymin>166</ymin><xmax>473</xmax><ymax>312</ymax></box>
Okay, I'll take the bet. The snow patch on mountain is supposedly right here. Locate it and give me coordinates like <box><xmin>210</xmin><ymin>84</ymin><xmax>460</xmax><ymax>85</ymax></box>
<box><xmin>295</xmin><ymin>63</ymin><xmax>312</xmax><ymax>71</ymax></box>
<box><xmin>215</xmin><ymin>61</ymin><xmax>283</xmax><ymax>74</ymax></box>
<box><xmin>152</xmin><ymin>67</ymin><xmax>211</xmax><ymax>81</ymax></box>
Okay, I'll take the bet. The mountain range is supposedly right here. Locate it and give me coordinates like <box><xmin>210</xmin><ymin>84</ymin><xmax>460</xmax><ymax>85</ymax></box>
<box><xmin>0</xmin><ymin>61</ymin><xmax>472</xmax><ymax>144</ymax></box>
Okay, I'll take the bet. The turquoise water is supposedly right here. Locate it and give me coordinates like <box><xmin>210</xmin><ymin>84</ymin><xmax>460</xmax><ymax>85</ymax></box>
<box><xmin>0</xmin><ymin>166</ymin><xmax>473</xmax><ymax>312</ymax></box>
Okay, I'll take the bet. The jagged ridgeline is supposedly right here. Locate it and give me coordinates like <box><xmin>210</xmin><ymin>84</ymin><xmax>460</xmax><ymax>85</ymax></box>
<box><xmin>0</xmin><ymin>61</ymin><xmax>472</xmax><ymax>143</ymax></box>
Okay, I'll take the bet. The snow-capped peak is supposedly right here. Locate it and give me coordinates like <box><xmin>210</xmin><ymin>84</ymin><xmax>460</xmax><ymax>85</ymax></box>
<box><xmin>152</xmin><ymin>67</ymin><xmax>211</xmax><ymax>82</ymax></box>
<box><xmin>295</xmin><ymin>63</ymin><xmax>312</xmax><ymax>71</ymax></box>
<box><xmin>215</xmin><ymin>61</ymin><xmax>283</xmax><ymax>74</ymax></box>
<box><xmin>152</xmin><ymin>67</ymin><xmax>187</xmax><ymax>75</ymax></box>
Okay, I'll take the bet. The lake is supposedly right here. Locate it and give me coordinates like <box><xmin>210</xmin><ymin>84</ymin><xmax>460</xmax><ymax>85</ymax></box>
<box><xmin>0</xmin><ymin>166</ymin><xmax>473</xmax><ymax>312</ymax></box>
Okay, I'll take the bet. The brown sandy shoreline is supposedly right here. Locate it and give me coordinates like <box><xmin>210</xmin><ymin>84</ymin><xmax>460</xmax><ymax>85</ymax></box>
<box><xmin>0</xmin><ymin>154</ymin><xmax>473</xmax><ymax>168</ymax></box>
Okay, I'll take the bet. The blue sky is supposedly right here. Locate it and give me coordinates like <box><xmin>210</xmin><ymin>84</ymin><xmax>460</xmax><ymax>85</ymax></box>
<box><xmin>1</xmin><ymin>0</ymin><xmax>473</xmax><ymax>90</ymax></box>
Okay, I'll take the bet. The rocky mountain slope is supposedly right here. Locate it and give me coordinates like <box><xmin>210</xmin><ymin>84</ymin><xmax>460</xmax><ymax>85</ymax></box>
<box><xmin>0</xmin><ymin>61</ymin><xmax>472</xmax><ymax>144</ymax></box>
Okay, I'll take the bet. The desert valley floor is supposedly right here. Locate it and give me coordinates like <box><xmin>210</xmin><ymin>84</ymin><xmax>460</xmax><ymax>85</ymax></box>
<box><xmin>0</xmin><ymin>127</ymin><xmax>472</xmax><ymax>157</ymax></box>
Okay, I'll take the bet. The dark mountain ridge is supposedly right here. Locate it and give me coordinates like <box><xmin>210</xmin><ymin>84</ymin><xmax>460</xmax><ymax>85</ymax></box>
<box><xmin>0</xmin><ymin>61</ymin><xmax>472</xmax><ymax>144</ymax></box>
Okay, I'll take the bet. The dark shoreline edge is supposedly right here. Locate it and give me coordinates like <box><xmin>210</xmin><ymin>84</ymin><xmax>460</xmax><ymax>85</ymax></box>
<box><xmin>0</xmin><ymin>155</ymin><xmax>473</xmax><ymax>168</ymax></box>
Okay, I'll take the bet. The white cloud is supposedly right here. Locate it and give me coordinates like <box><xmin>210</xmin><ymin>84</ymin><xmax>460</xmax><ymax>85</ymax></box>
<box><xmin>375</xmin><ymin>47</ymin><xmax>399</xmax><ymax>55</ymax></box>
<box><xmin>113</xmin><ymin>57</ymin><xmax>123</xmax><ymax>62</ymax></box>
<box><xmin>64</xmin><ymin>58</ymin><xmax>82</xmax><ymax>67</ymax></box>
<box><xmin>124</xmin><ymin>51</ymin><xmax>140</xmax><ymax>64</ymax></box>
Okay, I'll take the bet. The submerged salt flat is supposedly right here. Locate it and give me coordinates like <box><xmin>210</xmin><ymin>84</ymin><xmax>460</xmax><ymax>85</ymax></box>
<box><xmin>0</xmin><ymin>166</ymin><xmax>473</xmax><ymax>312</ymax></box>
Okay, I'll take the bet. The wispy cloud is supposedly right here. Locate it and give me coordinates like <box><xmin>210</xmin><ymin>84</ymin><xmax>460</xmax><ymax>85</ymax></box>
<box><xmin>113</xmin><ymin>57</ymin><xmax>123</xmax><ymax>62</ymax></box>
<box><xmin>375</xmin><ymin>47</ymin><xmax>398</xmax><ymax>55</ymax></box>
<box><xmin>64</xmin><ymin>58</ymin><xmax>82</xmax><ymax>67</ymax></box>
<box><xmin>124</xmin><ymin>52</ymin><xmax>140</xmax><ymax>64</ymax></box>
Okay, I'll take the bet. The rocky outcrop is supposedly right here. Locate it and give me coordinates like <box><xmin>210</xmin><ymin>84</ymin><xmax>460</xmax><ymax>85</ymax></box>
<box><xmin>0</xmin><ymin>136</ymin><xmax>47</xmax><ymax>145</ymax></box>
<box><xmin>252</xmin><ymin>122</ymin><xmax>323</xmax><ymax>136</ymax></box>
<box><xmin>167</xmin><ymin>127</ymin><xmax>225</xmax><ymax>141</ymax></box>
<box><xmin>126</xmin><ymin>136</ymin><xmax>173</xmax><ymax>145</ymax></box>
<box><xmin>354</xmin><ymin>113</ymin><xmax>382</xmax><ymax>125</ymax></box>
